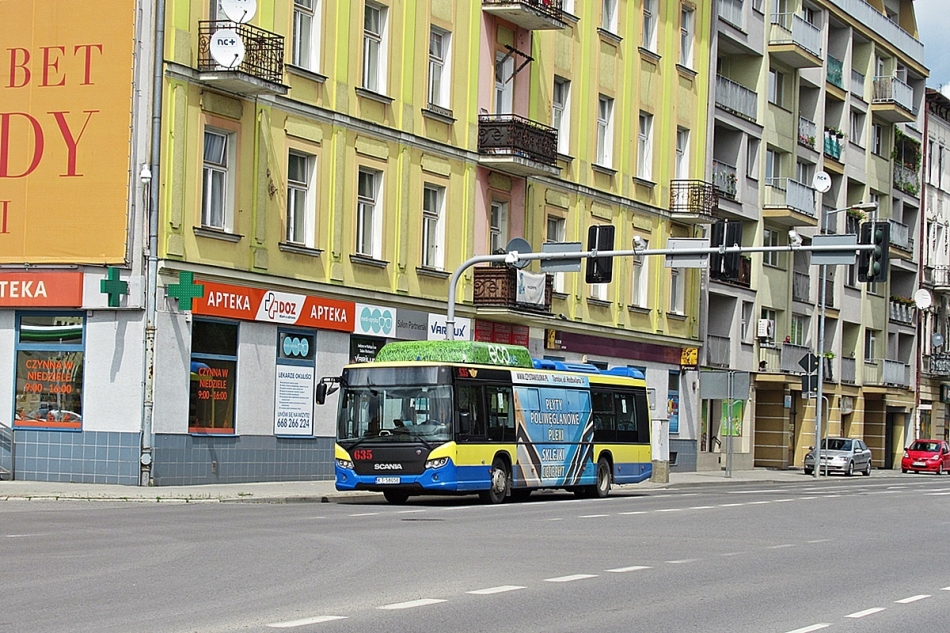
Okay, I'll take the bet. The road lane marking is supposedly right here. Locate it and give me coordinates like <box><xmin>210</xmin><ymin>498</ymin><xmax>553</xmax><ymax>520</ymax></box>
<box><xmin>720</xmin><ymin>552</ymin><xmax>743</xmax><ymax>557</ymax></box>
<box><xmin>656</xmin><ymin>508</ymin><xmax>683</xmax><ymax>512</ymax></box>
<box><xmin>579</xmin><ymin>514</ymin><xmax>609</xmax><ymax>518</ymax></box>
<box><xmin>773</xmin><ymin>499</ymin><xmax>795</xmax><ymax>503</ymax></box>
<box><xmin>785</xmin><ymin>624</ymin><xmax>830</xmax><ymax>633</ymax></box>
<box><xmin>942</xmin><ymin>586</ymin><xmax>950</xmax><ymax>591</ymax></box>
<box><xmin>748</xmin><ymin>501</ymin><xmax>772</xmax><ymax>505</ymax></box>
<box><xmin>924</xmin><ymin>492</ymin><xmax>950</xmax><ymax>496</ymax></box>
<box><xmin>767</xmin><ymin>544</ymin><xmax>795</xmax><ymax>549</ymax></box>
<box><xmin>545</xmin><ymin>574</ymin><xmax>598</xmax><ymax>583</ymax></box>
<box><xmin>666</xmin><ymin>559</ymin><xmax>700</xmax><ymax>564</ymax></box>
<box><xmin>349</xmin><ymin>512</ymin><xmax>378</xmax><ymax>517</ymax></box>
<box><xmin>896</xmin><ymin>595</ymin><xmax>930</xmax><ymax>604</ymax></box>
<box><xmin>606</xmin><ymin>566</ymin><xmax>651</xmax><ymax>573</ymax></box>
<box><xmin>379</xmin><ymin>599</ymin><xmax>447</xmax><ymax>610</ymax></box>
<box><xmin>846</xmin><ymin>607</ymin><xmax>885</xmax><ymax>618</ymax></box>
<box><xmin>729</xmin><ymin>489</ymin><xmax>784</xmax><ymax>494</ymax></box>
<box><xmin>267</xmin><ymin>616</ymin><xmax>347</xmax><ymax>627</ymax></box>
<box><xmin>467</xmin><ymin>585</ymin><xmax>526</xmax><ymax>595</ymax></box>
<box><xmin>619</xmin><ymin>511</ymin><xmax>648</xmax><ymax>515</ymax></box>
<box><xmin>719</xmin><ymin>503</ymin><xmax>745</xmax><ymax>507</ymax></box>
<box><xmin>397</xmin><ymin>510</ymin><xmax>426</xmax><ymax>514</ymax></box>
<box><xmin>806</xmin><ymin>539</ymin><xmax>831</xmax><ymax>544</ymax></box>
<box><xmin>688</xmin><ymin>505</ymin><xmax>715</xmax><ymax>510</ymax></box>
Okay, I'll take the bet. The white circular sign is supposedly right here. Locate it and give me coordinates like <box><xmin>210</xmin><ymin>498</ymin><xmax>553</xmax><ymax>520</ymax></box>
<box><xmin>812</xmin><ymin>171</ymin><xmax>832</xmax><ymax>194</ymax></box>
<box><xmin>209</xmin><ymin>29</ymin><xmax>245</xmax><ymax>69</ymax></box>
<box><xmin>221</xmin><ymin>0</ymin><xmax>256</xmax><ymax>23</ymax></box>
<box><xmin>914</xmin><ymin>288</ymin><xmax>933</xmax><ymax>310</ymax></box>
<box><xmin>934</xmin><ymin>332</ymin><xmax>945</xmax><ymax>348</ymax></box>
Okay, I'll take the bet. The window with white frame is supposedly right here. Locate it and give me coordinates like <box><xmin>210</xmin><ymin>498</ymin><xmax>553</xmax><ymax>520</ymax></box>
<box><xmin>494</xmin><ymin>51</ymin><xmax>514</xmax><ymax>114</ymax></box>
<box><xmin>637</xmin><ymin>112</ymin><xmax>653</xmax><ymax>180</ymax></box>
<box><xmin>790</xmin><ymin>314</ymin><xmax>808</xmax><ymax>346</ymax></box>
<box><xmin>292</xmin><ymin>0</ymin><xmax>319</xmax><ymax>71</ymax></box>
<box><xmin>602</xmin><ymin>0</ymin><xmax>618</xmax><ymax>32</ymax></box>
<box><xmin>675</xmin><ymin>127</ymin><xmax>690</xmax><ymax>179</ymax></box>
<box><xmin>680</xmin><ymin>6</ymin><xmax>694</xmax><ymax>68</ymax></box>
<box><xmin>669</xmin><ymin>267</ymin><xmax>685</xmax><ymax>314</ymax></box>
<box><xmin>596</xmin><ymin>95</ymin><xmax>614</xmax><ymax>168</ymax></box>
<box><xmin>356</xmin><ymin>168</ymin><xmax>382</xmax><ymax>258</ymax></box>
<box><xmin>489</xmin><ymin>200</ymin><xmax>509</xmax><ymax>254</ymax></box>
<box><xmin>642</xmin><ymin>0</ymin><xmax>657</xmax><ymax>50</ymax></box>
<box><xmin>201</xmin><ymin>128</ymin><xmax>233</xmax><ymax>230</ymax></box>
<box><xmin>872</xmin><ymin>123</ymin><xmax>883</xmax><ymax>156</ymax></box>
<box><xmin>362</xmin><ymin>3</ymin><xmax>386</xmax><ymax>93</ymax></box>
<box><xmin>761</xmin><ymin>307</ymin><xmax>777</xmax><ymax>344</ymax></box>
<box><xmin>768</xmin><ymin>68</ymin><xmax>785</xmax><ymax>107</ymax></box>
<box><xmin>849</xmin><ymin>110</ymin><xmax>865</xmax><ymax>147</ymax></box>
<box><xmin>422</xmin><ymin>184</ymin><xmax>445</xmax><ymax>269</ymax></box>
<box><xmin>590</xmin><ymin>279</ymin><xmax>609</xmax><ymax>301</ymax></box>
<box><xmin>546</xmin><ymin>215</ymin><xmax>566</xmax><ymax>293</ymax></box>
<box><xmin>428</xmin><ymin>27</ymin><xmax>450</xmax><ymax>109</ymax></box>
<box><xmin>765</xmin><ymin>148</ymin><xmax>781</xmax><ymax>187</ymax></box>
<box><xmin>286</xmin><ymin>151</ymin><xmax>315</xmax><ymax>246</ymax></box>
<box><xmin>747</xmin><ymin>137</ymin><xmax>760</xmax><ymax>179</ymax></box>
<box><xmin>763</xmin><ymin>228</ymin><xmax>781</xmax><ymax>267</ymax></box>
<box><xmin>741</xmin><ymin>301</ymin><xmax>754</xmax><ymax>341</ymax></box>
<box><xmin>552</xmin><ymin>76</ymin><xmax>571</xmax><ymax>155</ymax></box>
<box><xmin>631</xmin><ymin>238</ymin><xmax>650</xmax><ymax>307</ymax></box>
<box><xmin>796</xmin><ymin>160</ymin><xmax>813</xmax><ymax>187</ymax></box>
<box><xmin>864</xmin><ymin>328</ymin><xmax>877</xmax><ymax>361</ymax></box>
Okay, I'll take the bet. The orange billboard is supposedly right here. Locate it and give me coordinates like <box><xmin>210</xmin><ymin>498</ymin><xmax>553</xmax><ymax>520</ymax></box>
<box><xmin>0</xmin><ymin>0</ymin><xmax>136</xmax><ymax>264</ymax></box>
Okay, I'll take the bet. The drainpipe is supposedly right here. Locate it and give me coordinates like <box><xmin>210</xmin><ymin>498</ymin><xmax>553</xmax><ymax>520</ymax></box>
<box><xmin>141</xmin><ymin>0</ymin><xmax>166</xmax><ymax>485</ymax></box>
<box><xmin>915</xmin><ymin>104</ymin><xmax>929</xmax><ymax>442</ymax></box>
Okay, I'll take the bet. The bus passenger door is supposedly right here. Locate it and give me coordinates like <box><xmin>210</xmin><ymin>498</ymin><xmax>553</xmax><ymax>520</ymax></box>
<box><xmin>455</xmin><ymin>383</ymin><xmax>489</xmax><ymax>490</ymax></box>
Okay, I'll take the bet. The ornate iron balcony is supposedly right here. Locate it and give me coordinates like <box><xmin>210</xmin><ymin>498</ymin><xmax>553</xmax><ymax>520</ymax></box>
<box><xmin>473</xmin><ymin>266</ymin><xmax>552</xmax><ymax>314</ymax></box>
<box><xmin>478</xmin><ymin>114</ymin><xmax>558</xmax><ymax>167</ymax></box>
<box><xmin>670</xmin><ymin>180</ymin><xmax>717</xmax><ymax>219</ymax></box>
<box><xmin>198</xmin><ymin>21</ymin><xmax>285</xmax><ymax>91</ymax></box>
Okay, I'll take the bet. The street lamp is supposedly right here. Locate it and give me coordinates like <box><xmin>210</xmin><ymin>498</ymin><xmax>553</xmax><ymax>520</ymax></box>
<box><xmin>812</xmin><ymin>201</ymin><xmax>878</xmax><ymax>478</ymax></box>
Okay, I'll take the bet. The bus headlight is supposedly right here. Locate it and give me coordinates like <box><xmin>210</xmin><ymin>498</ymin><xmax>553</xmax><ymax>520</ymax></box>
<box><xmin>425</xmin><ymin>457</ymin><xmax>449</xmax><ymax>469</ymax></box>
<box><xmin>336</xmin><ymin>458</ymin><xmax>354</xmax><ymax>470</ymax></box>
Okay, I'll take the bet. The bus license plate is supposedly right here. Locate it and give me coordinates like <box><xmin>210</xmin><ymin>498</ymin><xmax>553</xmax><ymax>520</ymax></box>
<box><xmin>376</xmin><ymin>477</ymin><xmax>400</xmax><ymax>484</ymax></box>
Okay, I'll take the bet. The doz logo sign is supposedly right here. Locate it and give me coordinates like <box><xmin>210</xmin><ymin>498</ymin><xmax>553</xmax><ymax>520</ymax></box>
<box><xmin>282</xmin><ymin>336</ymin><xmax>310</xmax><ymax>358</ymax></box>
<box><xmin>356</xmin><ymin>304</ymin><xmax>394</xmax><ymax>336</ymax></box>
<box><xmin>257</xmin><ymin>291</ymin><xmax>305</xmax><ymax>324</ymax></box>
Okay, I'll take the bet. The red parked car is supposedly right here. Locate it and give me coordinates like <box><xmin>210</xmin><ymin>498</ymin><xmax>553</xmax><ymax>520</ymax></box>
<box><xmin>901</xmin><ymin>439</ymin><xmax>950</xmax><ymax>475</ymax></box>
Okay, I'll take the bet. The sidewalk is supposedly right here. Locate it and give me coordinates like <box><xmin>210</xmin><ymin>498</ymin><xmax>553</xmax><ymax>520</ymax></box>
<box><xmin>0</xmin><ymin>467</ymin><xmax>907</xmax><ymax>504</ymax></box>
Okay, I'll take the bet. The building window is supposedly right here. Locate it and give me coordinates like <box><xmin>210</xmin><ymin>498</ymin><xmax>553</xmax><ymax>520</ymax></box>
<box><xmin>286</xmin><ymin>152</ymin><xmax>315</xmax><ymax>247</ymax></box>
<box><xmin>428</xmin><ymin>27</ymin><xmax>450</xmax><ymax>108</ymax></box>
<box><xmin>850</xmin><ymin>110</ymin><xmax>865</xmax><ymax>147</ymax></box>
<box><xmin>596</xmin><ymin>95</ymin><xmax>614</xmax><ymax>168</ymax></box>
<box><xmin>761</xmin><ymin>308</ymin><xmax>777</xmax><ymax>345</ymax></box>
<box><xmin>747</xmin><ymin>137</ymin><xmax>760</xmax><ymax>179</ymax></box>
<box><xmin>765</xmin><ymin>148</ymin><xmax>781</xmax><ymax>187</ymax></box>
<box><xmin>292</xmin><ymin>0</ymin><xmax>319</xmax><ymax>71</ymax></box>
<box><xmin>14</xmin><ymin>313</ymin><xmax>85</xmax><ymax>430</ymax></box>
<box><xmin>675</xmin><ymin>127</ymin><xmax>690</xmax><ymax>179</ymax></box>
<box><xmin>189</xmin><ymin>319</ymin><xmax>238</xmax><ymax>434</ymax></box>
<box><xmin>602</xmin><ymin>0</ymin><xmax>618</xmax><ymax>32</ymax></box>
<box><xmin>489</xmin><ymin>200</ymin><xmax>509</xmax><ymax>254</ymax></box>
<box><xmin>631</xmin><ymin>238</ymin><xmax>649</xmax><ymax>307</ymax></box>
<box><xmin>590</xmin><ymin>280</ymin><xmax>609</xmax><ymax>300</ymax></box>
<box><xmin>670</xmin><ymin>267</ymin><xmax>685</xmax><ymax>314</ymax></box>
<box><xmin>422</xmin><ymin>184</ymin><xmax>445</xmax><ymax>270</ymax></box>
<box><xmin>872</xmin><ymin>123</ymin><xmax>884</xmax><ymax>156</ymax></box>
<box><xmin>552</xmin><ymin>76</ymin><xmax>570</xmax><ymax>155</ymax></box>
<box><xmin>202</xmin><ymin>128</ymin><xmax>232</xmax><ymax>231</ymax></box>
<box><xmin>768</xmin><ymin>68</ymin><xmax>784</xmax><ymax>107</ymax></box>
<box><xmin>763</xmin><ymin>228</ymin><xmax>781</xmax><ymax>267</ymax></box>
<box><xmin>790</xmin><ymin>314</ymin><xmax>808</xmax><ymax>346</ymax></box>
<box><xmin>796</xmin><ymin>160</ymin><xmax>813</xmax><ymax>186</ymax></box>
<box><xmin>864</xmin><ymin>329</ymin><xmax>877</xmax><ymax>362</ymax></box>
<box><xmin>680</xmin><ymin>6</ymin><xmax>694</xmax><ymax>68</ymax></box>
<box><xmin>362</xmin><ymin>3</ymin><xmax>386</xmax><ymax>93</ymax></box>
<box><xmin>637</xmin><ymin>112</ymin><xmax>653</xmax><ymax>180</ymax></box>
<box><xmin>741</xmin><ymin>301</ymin><xmax>754</xmax><ymax>341</ymax></box>
<box><xmin>546</xmin><ymin>215</ymin><xmax>567</xmax><ymax>293</ymax></box>
<box><xmin>642</xmin><ymin>0</ymin><xmax>657</xmax><ymax>50</ymax></box>
<box><xmin>495</xmin><ymin>51</ymin><xmax>514</xmax><ymax>114</ymax></box>
<box><xmin>357</xmin><ymin>168</ymin><xmax>382</xmax><ymax>258</ymax></box>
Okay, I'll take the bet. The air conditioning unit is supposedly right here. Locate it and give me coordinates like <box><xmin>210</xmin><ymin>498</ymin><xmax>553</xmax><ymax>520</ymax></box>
<box><xmin>757</xmin><ymin>318</ymin><xmax>774</xmax><ymax>339</ymax></box>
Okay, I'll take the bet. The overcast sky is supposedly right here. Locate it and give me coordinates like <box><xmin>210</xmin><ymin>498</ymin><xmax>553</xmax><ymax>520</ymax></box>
<box><xmin>915</xmin><ymin>0</ymin><xmax>950</xmax><ymax>91</ymax></box>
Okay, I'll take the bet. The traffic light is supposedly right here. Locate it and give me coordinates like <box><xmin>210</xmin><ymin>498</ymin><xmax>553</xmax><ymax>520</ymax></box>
<box><xmin>585</xmin><ymin>224</ymin><xmax>615</xmax><ymax>284</ymax></box>
<box><xmin>857</xmin><ymin>221</ymin><xmax>890</xmax><ymax>283</ymax></box>
<box><xmin>709</xmin><ymin>220</ymin><xmax>742</xmax><ymax>281</ymax></box>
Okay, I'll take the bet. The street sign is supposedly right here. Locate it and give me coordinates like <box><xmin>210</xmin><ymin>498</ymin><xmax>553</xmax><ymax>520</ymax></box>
<box><xmin>700</xmin><ymin>370</ymin><xmax>751</xmax><ymax>400</ymax></box>
<box><xmin>540</xmin><ymin>241</ymin><xmax>582</xmax><ymax>273</ymax></box>
<box><xmin>799</xmin><ymin>352</ymin><xmax>820</xmax><ymax>374</ymax></box>
<box><xmin>801</xmin><ymin>373</ymin><xmax>818</xmax><ymax>396</ymax></box>
<box><xmin>665</xmin><ymin>238</ymin><xmax>710</xmax><ymax>268</ymax></box>
<box><xmin>811</xmin><ymin>234</ymin><xmax>858</xmax><ymax>266</ymax></box>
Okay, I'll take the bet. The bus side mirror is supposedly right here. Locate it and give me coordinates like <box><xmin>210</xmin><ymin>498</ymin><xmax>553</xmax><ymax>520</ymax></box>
<box><xmin>315</xmin><ymin>382</ymin><xmax>328</xmax><ymax>405</ymax></box>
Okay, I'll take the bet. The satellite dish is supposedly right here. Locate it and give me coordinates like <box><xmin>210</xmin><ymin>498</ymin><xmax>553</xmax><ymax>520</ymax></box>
<box><xmin>505</xmin><ymin>237</ymin><xmax>532</xmax><ymax>270</ymax></box>
<box><xmin>812</xmin><ymin>171</ymin><xmax>832</xmax><ymax>194</ymax></box>
<box><xmin>221</xmin><ymin>0</ymin><xmax>256</xmax><ymax>23</ymax></box>
<box><xmin>209</xmin><ymin>29</ymin><xmax>245</xmax><ymax>69</ymax></box>
<box><xmin>914</xmin><ymin>288</ymin><xmax>933</xmax><ymax>310</ymax></box>
<box><xmin>933</xmin><ymin>332</ymin><xmax>945</xmax><ymax>349</ymax></box>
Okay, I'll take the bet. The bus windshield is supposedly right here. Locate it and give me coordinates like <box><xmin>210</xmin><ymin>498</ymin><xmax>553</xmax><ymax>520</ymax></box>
<box><xmin>339</xmin><ymin>384</ymin><xmax>454</xmax><ymax>443</ymax></box>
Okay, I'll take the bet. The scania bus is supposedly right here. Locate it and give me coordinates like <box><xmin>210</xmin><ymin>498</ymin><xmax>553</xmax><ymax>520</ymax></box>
<box><xmin>316</xmin><ymin>340</ymin><xmax>652</xmax><ymax>504</ymax></box>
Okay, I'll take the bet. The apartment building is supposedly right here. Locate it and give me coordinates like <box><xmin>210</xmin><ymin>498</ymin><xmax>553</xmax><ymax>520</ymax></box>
<box><xmin>705</xmin><ymin>0</ymin><xmax>927</xmax><ymax>472</ymax></box>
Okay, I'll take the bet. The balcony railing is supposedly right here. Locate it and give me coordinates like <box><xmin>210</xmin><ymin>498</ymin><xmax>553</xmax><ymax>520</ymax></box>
<box><xmin>851</xmin><ymin>70</ymin><xmax>865</xmax><ymax>98</ymax></box>
<box><xmin>882</xmin><ymin>359</ymin><xmax>911</xmax><ymax>387</ymax></box>
<box><xmin>823</xmin><ymin>0</ymin><xmax>923</xmax><ymax>66</ymax></box>
<box><xmin>824</xmin><ymin>132</ymin><xmax>843</xmax><ymax>161</ymax></box>
<box><xmin>841</xmin><ymin>357</ymin><xmax>856</xmax><ymax>384</ymax></box>
<box><xmin>472</xmin><ymin>266</ymin><xmax>552</xmax><ymax>313</ymax></box>
<box><xmin>781</xmin><ymin>342</ymin><xmax>811</xmax><ymax>374</ymax></box>
<box><xmin>820</xmin><ymin>273</ymin><xmax>834</xmax><ymax>309</ymax></box>
<box><xmin>765</xmin><ymin>178</ymin><xmax>817</xmax><ymax>217</ymax></box>
<box><xmin>894</xmin><ymin>163</ymin><xmax>920</xmax><ymax>197</ymax></box>
<box><xmin>770</xmin><ymin>13</ymin><xmax>822</xmax><ymax>58</ymax></box>
<box><xmin>477</xmin><ymin>114</ymin><xmax>558</xmax><ymax>167</ymax></box>
<box><xmin>198</xmin><ymin>20</ymin><xmax>285</xmax><ymax>87</ymax></box>
<box><xmin>792</xmin><ymin>270</ymin><xmax>811</xmax><ymax>302</ymax></box>
<box><xmin>758</xmin><ymin>344</ymin><xmax>781</xmax><ymax>373</ymax></box>
<box><xmin>928</xmin><ymin>353</ymin><xmax>950</xmax><ymax>376</ymax></box>
<box><xmin>889</xmin><ymin>218</ymin><xmax>913</xmax><ymax>252</ymax></box>
<box><xmin>889</xmin><ymin>300</ymin><xmax>916</xmax><ymax>324</ymax></box>
<box><xmin>827</xmin><ymin>55</ymin><xmax>845</xmax><ymax>89</ymax></box>
<box><xmin>706</xmin><ymin>334</ymin><xmax>731</xmax><ymax>368</ymax></box>
<box><xmin>718</xmin><ymin>0</ymin><xmax>744</xmax><ymax>27</ymax></box>
<box><xmin>481</xmin><ymin>0</ymin><xmax>565</xmax><ymax>30</ymax></box>
<box><xmin>716</xmin><ymin>75</ymin><xmax>758</xmax><ymax>121</ymax></box>
<box><xmin>670</xmin><ymin>180</ymin><xmax>717</xmax><ymax>218</ymax></box>
<box><xmin>712</xmin><ymin>160</ymin><xmax>738</xmax><ymax>199</ymax></box>
<box><xmin>873</xmin><ymin>76</ymin><xmax>914</xmax><ymax>112</ymax></box>
<box><xmin>799</xmin><ymin>116</ymin><xmax>817</xmax><ymax>150</ymax></box>
<box><xmin>935</xmin><ymin>266</ymin><xmax>950</xmax><ymax>289</ymax></box>
<box><xmin>823</xmin><ymin>356</ymin><xmax>834</xmax><ymax>383</ymax></box>
<box><xmin>822</xmin><ymin>205</ymin><xmax>838</xmax><ymax>234</ymax></box>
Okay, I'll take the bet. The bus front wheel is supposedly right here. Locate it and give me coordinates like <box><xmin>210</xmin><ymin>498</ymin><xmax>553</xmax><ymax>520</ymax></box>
<box><xmin>383</xmin><ymin>490</ymin><xmax>409</xmax><ymax>504</ymax></box>
<box><xmin>479</xmin><ymin>457</ymin><xmax>510</xmax><ymax>504</ymax></box>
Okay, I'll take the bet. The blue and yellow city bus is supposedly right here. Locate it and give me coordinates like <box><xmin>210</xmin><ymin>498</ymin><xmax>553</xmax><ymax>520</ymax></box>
<box><xmin>317</xmin><ymin>340</ymin><xmax>652</xmax><ymax>504</ymax></box>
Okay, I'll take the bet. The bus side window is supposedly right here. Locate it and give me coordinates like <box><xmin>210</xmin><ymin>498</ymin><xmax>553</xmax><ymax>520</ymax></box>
<box><xmin>634</xmin><ymin>388</ymin><xmax>650</xmax><ymax>444</ymax></box>
<box><xmin>486</xmin><ymin>386</ymin><xmax>513</xmax><ymax>442</ymax></box>
<box><xmin>591</xmin><ymin>389</ymin><xmax>616</xmax><ymax>443</ymax></box>
<box><xmin>615</xmin><ymin>392</ymin><xmax>638</xmax><ymax>443</ymax></box>
<box><xmin>457</xmin><ymin>384</ymin><xmax>486</xmax><ymax>440</ymax></box>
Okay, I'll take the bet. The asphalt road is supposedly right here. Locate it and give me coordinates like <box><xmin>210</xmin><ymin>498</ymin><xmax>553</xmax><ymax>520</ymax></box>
<box><xmin>3</xmin><ymin>476</ymin><xmax>950</xmax><ymax>633</ymax></box>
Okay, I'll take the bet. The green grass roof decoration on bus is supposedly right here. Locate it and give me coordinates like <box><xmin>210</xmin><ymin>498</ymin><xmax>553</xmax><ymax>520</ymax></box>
<box><xmin>373</xmin><ymin>341</ymin><xmax>534</xmax><ymax>368</ymax></box>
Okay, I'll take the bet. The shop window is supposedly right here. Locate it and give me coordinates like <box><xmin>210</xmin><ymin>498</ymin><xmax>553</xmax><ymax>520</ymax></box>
<box><xmin>189</xmin><ymin>319</ymin><xmax>238</xmax><ymax>434</ymax></box>
<box><xmin>14</xmin><ymin>313</ymin><xmax>85</xmax><ymax>430</ymax></box>
<box><xmin>275</xmin><ymin>330</ymin><xmax>316</xmax><ymax>437</ymax></box>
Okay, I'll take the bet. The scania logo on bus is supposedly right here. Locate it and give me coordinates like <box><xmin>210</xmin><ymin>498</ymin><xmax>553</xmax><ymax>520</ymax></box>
<box><xmin>374</xmin><ymin>463</ymin><xmax>403</xmax><ymax>470</ymax></box>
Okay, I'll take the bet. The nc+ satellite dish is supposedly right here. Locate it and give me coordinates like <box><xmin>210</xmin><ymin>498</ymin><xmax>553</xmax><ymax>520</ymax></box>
<box><xmin>209</xmin><ymin>29</ymin><xmax>246</xmax><ymax>69</ymax></box>
<box><xmin>221</xmin><ymin>0</ymin><xmax>257</xmax><ymax>23</ymax></box>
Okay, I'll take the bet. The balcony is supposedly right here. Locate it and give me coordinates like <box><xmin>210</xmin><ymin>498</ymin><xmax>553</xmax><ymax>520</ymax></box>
<box><xmin>763</xmin><ymin>178</ymin><xmax>818</xmax><ymax>227</ymax></box>
<box><xmin>706</xmin><ymin>334</ymin><xmax>731</xmax><ymax>368</ymax></box>
<box><xmin>477</xmin><ymin>114</ymin><xmax>559</xmax><ymax>178</ymax></box>
<box><xmin>481</xmin><ymin>0</ymin><xmax>566</xmax><ymax>30</ymax></box>
<box><xmin>715</xmin><ymin>75</ymin><xmax>758</xmax><ymax>122</ymax></box>
<box><xmin>197</xmin><ymin>21</ymin><xmax>288</xmax><ymax>95</ymax></box>
<box><xmin>798</xmin><ymin>116</ymin><xmax>817</xmax><ymax>150</ymax></box>
<box><xmin>472</xmin><ymin>266</ymin><xmax>553</xmax><ymax>314</ymax></box>
<box><xmin>711</xmin><ymin>160</ymin><xmax>738</xmax><ymax>200</ymax></box>
<box><xmin>827</xmin><ymin>55</ymin><xmax>845</xmax><ymax>90</ymax></box>
<box><xmin>823</xmin><ymin>131</ymin><xmax>843</xmax><ymax>162</ymax></box>
<box><xmin>889</xmin><ymin>299</ymin><xmax>916</xmax><ymax>325</ymax></box>
<box><xmin>841</xmin><ymin>356</ymin><xmax>856</xmax><ymax>384</ymax></box>
<box><xmin>823</xmin><ymin>0</ymin><xmax>923</xmax><ymax>67</ymax></box>
<box><xmin>781</xmin><ymin>342</ymin><xmax>810</xmax><ymax>374</ymax></box>
<box><xmin>872</xmin><ymin>76</ymin><xmax>916</xmax><ymax>123</ymax></box>
<box><xmin>823</xmin><ymin>356</ymin><xmax>834</xmax><ymax>383</ymax></box>
<box><xmin>887</xmin><ymin>219</ymin><xmax>913</xmax><ymax>256</ymax></box>
<box><xmin>768</xmin><ymin>13</ymin><xmax>822</xmax><ymax>68</ymax></box>
<box><xmin>935</xmin><ymin>266</ymin><xmax>950</xmax><ymax>291</ymax></box>
<box><xmin>882</xmin><ymin>359</ymin><xmax>911</xmax><ymax>388</ymax></box>
<box><xmin>927</xmin><ymin>353</ymin><xmax>950</xmax><ymax>376</ymax></box>
<box><xmin>670</xmin><ymin>180</ymin><xmax>717</xmax><ymax>224</ymax></box>
<box><xmin>792</xmin><ymin>270</ymin><xmax>811</xmax><ymax>302</ymax></box>
<box><xmin>893</xmin><ymin>163</ymin><xmax>920</xmax><ymax>197</ymax></box>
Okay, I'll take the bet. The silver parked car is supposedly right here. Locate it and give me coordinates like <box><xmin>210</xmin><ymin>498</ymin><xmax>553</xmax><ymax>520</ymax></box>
<box><xmin>803</xmin><ymin>437</ymin><xmax>872</xmax><ymax>476</ymax></box>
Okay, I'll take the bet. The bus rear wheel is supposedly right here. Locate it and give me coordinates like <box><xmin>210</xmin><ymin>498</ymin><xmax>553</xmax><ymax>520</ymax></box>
<box><xmin>383</xmin><ymin>490</ymin><xmax>409</xmax><ymax>504</ymax></box>
<box><xmin>479</xmin><ymin>457</ymin><xmax>510</xmax><ymax>504</ymax></box>
<box><xmin>592</xmin><ymin>458</ymin><xmax>611</xmax><ymax>498</ymax></box>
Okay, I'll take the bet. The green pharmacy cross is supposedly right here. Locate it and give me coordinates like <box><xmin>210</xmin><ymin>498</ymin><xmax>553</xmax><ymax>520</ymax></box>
<box><xmin>99</xmin><ymin>267</ymin><xmax>129</xmax><ymax>308</ymax></box>
<box><xmin>167</xmin><ymin>271</ymin><xmax>205</xmax><ymax>311</ymax></box>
